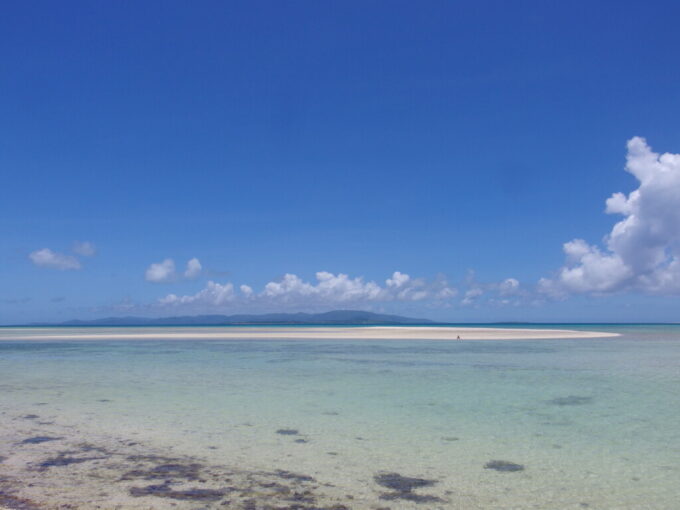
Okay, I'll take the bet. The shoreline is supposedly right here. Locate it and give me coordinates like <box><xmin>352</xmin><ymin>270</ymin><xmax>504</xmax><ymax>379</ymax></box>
<box><xmin>0</xmin><ymin>326</ymin><xmax>619</xmax><ymax>341</ymax></box>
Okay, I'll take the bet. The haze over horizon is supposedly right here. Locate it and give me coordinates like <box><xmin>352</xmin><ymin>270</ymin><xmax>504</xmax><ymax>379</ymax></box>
<box><xmin>2</xmin><ymin>1</ymin><xmax>680</xmax><ymax>324</ymax></box>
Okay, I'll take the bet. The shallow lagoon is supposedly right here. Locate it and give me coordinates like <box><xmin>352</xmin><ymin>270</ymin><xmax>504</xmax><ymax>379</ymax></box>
<box><xmin>1</xmin><ymin>326</ymin><xmax>679</xmax><ymax>508</ymax></box>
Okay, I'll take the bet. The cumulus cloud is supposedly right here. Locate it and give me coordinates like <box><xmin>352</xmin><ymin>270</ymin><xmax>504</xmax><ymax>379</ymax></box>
<box><xmin>184</xmin><ymin>258</ymin><xmax>202</xmax><ymax>279</ymax></box>
<box><xmin>145</xmin><ymin>257</ymin><xmax>202</xmax><ymax>283</ymax></box>
<box><xmin>145</xmin><ymin>259</ymin><xmax>177</xmax><ymax>283</ymax></box>
<box><xmin>29</xmin><ymin>248</ymin><xmax>81</xmax><ymax>270</ymax></box>
<box><xmin>156</xmin><ymin>270</ymin><xmax>458</xmax><ymax>311</ymax></box>
<box><xmin>498</xmin><ymin>278</ymin><xmax>520</xmax><ymax>296</ymax></box>
<box><xmin>263</xmin><ymin>272</ymin><xmax>384</xmax><ymax>302</ymax></box>
<box><xmin>386</xmin><ymin>271</ymin><xmax>410</xmax><ymax>288</ymax></box>
<box><xmin>432</xmin><ymin>274</ymin><xmax>458</xmax><ymax>299</ymax></box>
<box><xmin>458</xmin><ymin>274</ymin><xmax>525</xmax><ymax>305</ymax></box>
<box><xmin>160</xmin><ymin>281</ymin><xmax>235</xmax><ymax>306</ymax></box>
<box><xmin>240</xmin><ymin>284</ymin><xmax>254</xmax><ymax>298</ymax></box>
<box><xmin>541</xmin><ymin>137</ymin><xmax>680</xmax><ymax>296</ymax></box>
<box><xmin>72</xmin><ymin>241</ymin><xmax>96</xmax><ymax>257</ymax></box>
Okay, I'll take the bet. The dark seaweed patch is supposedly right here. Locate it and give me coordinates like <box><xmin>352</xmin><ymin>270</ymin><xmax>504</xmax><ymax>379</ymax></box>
<box><xmin>257</xmin><ymin>481</ymin><xmax>290</xmax><ymax>494</ymax></box>
<box><xmin>380</xmin><ymin>491</ymin><xmax>443</xmax><ymax>503</ymax></box>
<box><xmin>0</xmin><ymin>491</ymin><xmax>42</xmax><ymax>510</ymax></box>
<box><xmin>374</xmin><ymin>473</ymin><xmax>436</xmax><ymax>492</ymax></box>
<box><xmin>374</xmin><ymin>472</ymin><xmax>441</xmax><ymax>503</ymax></box>
<box><xmin>484</xmin><ymin>460</ymin><xmax>525</xmax><ymax>472</ymax></box>
<box><xmin>38</xmin><ymin>454</ymin><xmax>105</xmax><ymax>469</ymax></box>
<box><xmin>151</xmin><ymin>463</ymin><xmax>203</xmax><ymax>480</ymax></box>
<box><xmin>8</xmin><ymin>428</ymin><xmax>356</xmax><ymax>510</ymax></box>
<box><xmin>21</xmin><ymin>436</ymin><xmax>61</xmax><ymax>444</ymax></box>
<box><xmin>0</xmin><ymin>456</ymin><xmax>6</xmax><ymax>463</ymax></box>
<box><xmin>129</xmin><ymin>482</ymin><xmax>227</xmax><ymax>501</ymax></box>
<box><xmin>275</xmin><ymin>470</ymin><xmax>315</xmax><ymax>483</ymax></box>
<box><xmin>276</xmin><ymin>429</ymin><xmax>299</xmax><ymax>435</ymax></box>
<box><xmin>78</xmin><ymin>443</ymin><xmax>109</xmax><ymax>454</ymax></box>
<box><xmin>121</xmin><ymin>462</ymin><xmax>204</xmax><ymax>481</ymax></box>
<box><xmin>548</xmin><ymin>396</ymin><xmax>593</xmax><ymax>406</ymax></box>
<box><xmin>286</xmin><ymin>490</ymin><xmax>316</xmax><ymax>504</ymax></box>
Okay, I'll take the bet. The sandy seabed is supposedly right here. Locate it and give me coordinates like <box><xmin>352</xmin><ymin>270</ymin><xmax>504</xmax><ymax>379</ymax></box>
<box><xmin>0</xmin><ymin>326</ymin><xmax>624</xmax><ymax>509</ymax></box>
<box><xmin>0</xmin><ymin>413</ymin><xmax>364</xmax><ymax>510</ymax></box>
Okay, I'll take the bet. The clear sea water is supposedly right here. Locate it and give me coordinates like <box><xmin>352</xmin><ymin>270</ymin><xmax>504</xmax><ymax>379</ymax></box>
<box><xmin>1</xmin><ymin>325</ymin><xmax>679</xmax><ymax>509</ymax></box>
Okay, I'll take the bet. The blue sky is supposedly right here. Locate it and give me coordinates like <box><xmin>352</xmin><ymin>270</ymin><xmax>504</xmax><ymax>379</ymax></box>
<box><xmin>2</xmin><ymin>1</ymin><xmax>680</xmax><ymax>324</ymax></box>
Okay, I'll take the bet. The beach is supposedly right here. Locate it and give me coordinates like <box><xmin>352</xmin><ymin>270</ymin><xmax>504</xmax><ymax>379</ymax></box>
<box><xmin>0</xmin><ymin>325</ymin><xmax>678</xmax><ymax>509</ymax></box>
<box><xmin>0</xmin><ymin>325</ymin><xmax>618</xmax><ymax>342</ymax></box>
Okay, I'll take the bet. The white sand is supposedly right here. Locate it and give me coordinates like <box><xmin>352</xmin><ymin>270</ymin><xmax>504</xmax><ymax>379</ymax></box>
<box><xmin>0</xmin><ymin>326</ymin><xmax>618</xmax><ymax>341</ymax></box>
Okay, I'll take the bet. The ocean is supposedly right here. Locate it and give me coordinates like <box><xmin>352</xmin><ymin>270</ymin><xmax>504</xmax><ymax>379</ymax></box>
<box><xmin>0</xmin><ymin>325</ymin><xmax>678</xmax><ymax>509</ymax></box>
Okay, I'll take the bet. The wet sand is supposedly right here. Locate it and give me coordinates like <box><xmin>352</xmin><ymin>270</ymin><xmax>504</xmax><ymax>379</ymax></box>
<box><xmin>0</xmin><ymin>326</ymin><xmax>618</xmax><ymax>341</ymax></box>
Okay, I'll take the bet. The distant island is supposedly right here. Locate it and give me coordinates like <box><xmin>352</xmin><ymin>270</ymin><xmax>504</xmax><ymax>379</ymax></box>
<box><xmin>31</xmin><ymin>310</ymin><xmax>434</xmax><ymax>327</ymax></box>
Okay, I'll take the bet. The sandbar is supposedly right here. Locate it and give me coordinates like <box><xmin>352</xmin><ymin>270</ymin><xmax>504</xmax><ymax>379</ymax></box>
<box><xmin>0</xmin><ymin>326</ymin><xmax>619</xmax><ymax>341</ymax></box>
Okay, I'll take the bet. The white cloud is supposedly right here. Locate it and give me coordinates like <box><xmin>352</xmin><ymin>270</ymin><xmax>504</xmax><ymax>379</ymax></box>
<box><xmin>156</xmin><ymin>270</ymin><xmax>458</xmax><ymax>311</ymax></box>
<box><xmin>498</xmin><ymin>278</ymin><xmax>520</xmax><ymax>296</ymax></box>
<box><xmin>262</xmin><ymin>272</ymin><xmax>384</xmax><ymax>303</ymax></box>
<box><xmin>386</xmin><ymin>271</ymin><xmax>410</xmax><ymax>288</ymax></box>
<box><xmin>536</xmin><ymin>277</ymin><xmax>565</xmax><ymax>299</ymax></box>
<box><xmin>72</xmin><ymin>241</ymin><xmax>96</xmax><ymax>257</ymax></box>
<box><xmin>145</xmin><ymin>259</ymin><xmax>176</xmax><ymax>283</ymax></box>
<box><xmin>145</xmin><ymin>257</ymin><xmax>202</xmax><ymax>283</ymax></box>
<box><xmin>29</xmin><ymin>248</ymin><xmax>81</xmax><ymax>270</ymax></box>
<box><xmin>240</xmin><ymin>284</ymin><xmax>254</xmax><ymax>298</ymax></box>
<box><xmin>461</xmin><ymin>287</ymin><xmax>483</xmax><ymax>306</ymax></box>
<box><xmin>184</xmin><ymin>258</ymin><xmax>202</xmax><ymax>279</ymax></box>
<box><xmin>541</xmin><ymin>137</ymin><xmax>680</xmax><ymax>296</ymax></box>
<box><xmin>316</xmin><ymin>271</ymin><xmax>384</xmax><ymax>301</ymax></box>
<box><xmin>29</xmin><ymin>241</ymin><xmax>97</xmax><ymax>270</ymax></box>
<box><xmin>263</xmin><ymin>273</ymin><xmax>316</xmax><ymax>299</ymax></box>
<box><xmin>457</xmin><ymin>275</ymin><xmax>523</xmax><ymax>306</ymax></box>
<box><xmin>160</xmin><ymin>281</ymin><xmax>235</xmax><ymax>306</ymax></box>
<box><xmin>432</xmin><ymin>274</ymin><xmax>458</xmax><ymax>299</ymax></box>
<box><xmin>436</xmin><ymin>287</ymin><xmax>457</xmax><ymax>299</ymax></box>
<box><xmin>384</xmin><ymin>271</ymin><xmax>431</xmax><ymax>300</ymax></box>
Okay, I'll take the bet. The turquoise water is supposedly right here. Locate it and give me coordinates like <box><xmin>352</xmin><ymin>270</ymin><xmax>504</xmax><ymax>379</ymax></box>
<box><xmin>1</xmin><ymin>326</ymin><xmax>679</xmax><ymax>508</ymax></box>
